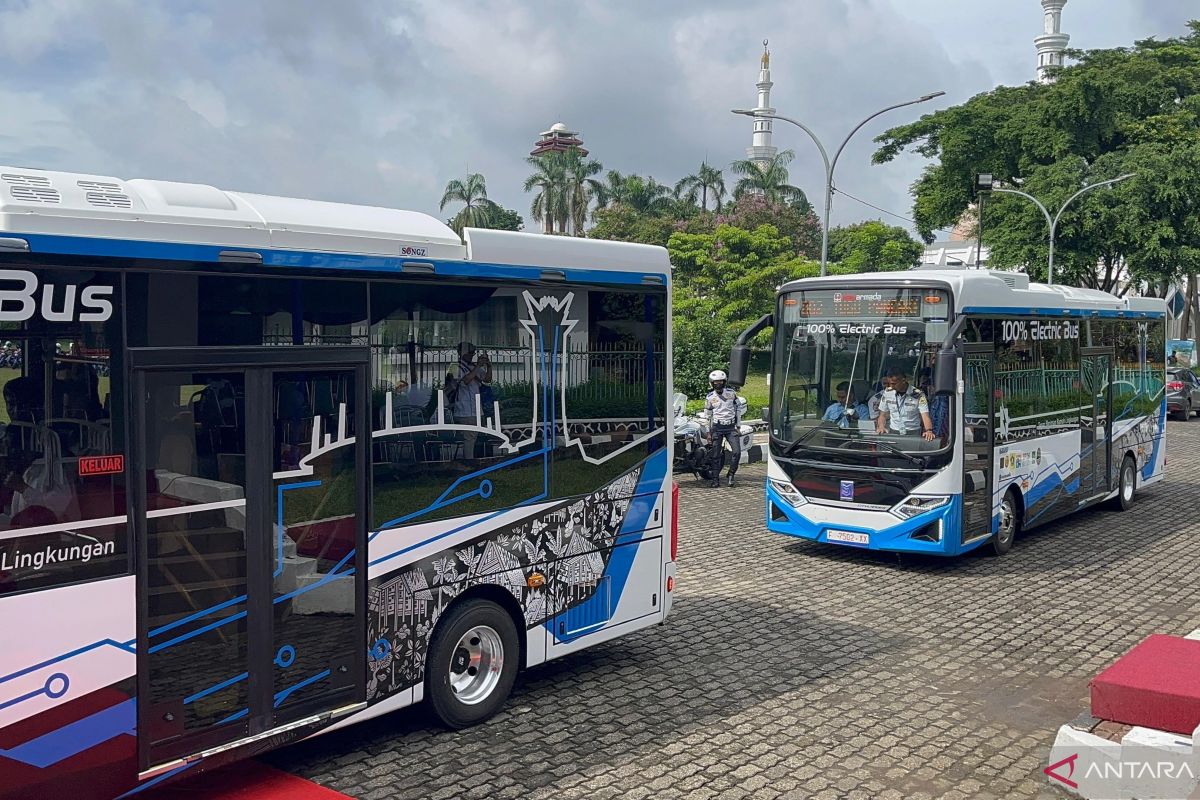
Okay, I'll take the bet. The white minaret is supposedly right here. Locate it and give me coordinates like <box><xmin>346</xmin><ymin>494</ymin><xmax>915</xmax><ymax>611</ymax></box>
<box><xmin>746</xmin><ymin>40</ymin><xmax>778</xmax><ymax>165</ymax></box>
<box><xmin>1035</xmin><ymin>0</ymin><xmax>1070</xmax><ymax>83</ymax></box>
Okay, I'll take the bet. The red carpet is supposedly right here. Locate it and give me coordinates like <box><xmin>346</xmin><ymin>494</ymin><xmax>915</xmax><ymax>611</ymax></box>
<box><xmin>1091</xmin><ymin>633</ymin><xmax>1200</xmax><ymax>736</ymax></box>
<box><xmin>143</xmin><ymin>760</ymin><xmax>352</xmax><ymax>799</ymax></box>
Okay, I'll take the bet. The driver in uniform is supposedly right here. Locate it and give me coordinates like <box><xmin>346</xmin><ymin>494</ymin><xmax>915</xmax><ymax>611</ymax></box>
<box><xmin>875</xmin><ymin>367</ymin><xmax>936</xmax><ymax>441</ymax></box>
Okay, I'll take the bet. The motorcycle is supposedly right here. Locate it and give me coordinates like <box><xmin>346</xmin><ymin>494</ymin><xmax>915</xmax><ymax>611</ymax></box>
<box><xmin>672</xmin><ymin>393</ymin><xmax>754</xmax><ymax>480</ymax></box>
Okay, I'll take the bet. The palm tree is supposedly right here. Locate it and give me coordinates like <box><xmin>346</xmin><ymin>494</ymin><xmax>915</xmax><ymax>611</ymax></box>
<box><xmin>559</xmin><ymin>149</ymin><xmax>605</xmax><ymax>235</ymax></box>
<box><xmin>607</xmin><ymin>174</ymin><xmax>672</xmax><ymax>215</ymax></box>
<box><xmin>524</xmin><ymin>155</ymin><xmax>568</xmax><ymax>234</ymax></box>
<box><xmin>675</xmin><ymin>162</ymin><xmax>727</xmax><ymax>212</ymax></box>
<box><xmin>593</xmin><ymin>169</ymin><xmax>628</xmax><ymax>210</ymax></box>
<box><xmin>439</xmin><ymin>173</ymin><xmax>499</xmax><ymax>234</ymax></box>
<box><xmin>729</xmin><ymin>149</ymin><xmax>806</xmax><ymax>205</ymax></box>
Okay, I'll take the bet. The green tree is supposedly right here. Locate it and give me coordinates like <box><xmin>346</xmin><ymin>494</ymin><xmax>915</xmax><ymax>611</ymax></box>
<box><xmin>828</xmin><ymin>220</ymin><xmax>924</xmax><ymax>271</ymax></box>
<box><xmin>439</xmin><ymin>173</ymin><xmax>499</xmax><ymax>235</ymax></box>
<box><xmin>588</xmin><ymin>204</ymin><xmax>679</xmax><ymax>247</ymax></box>
<box><xmin>592</xmin><ymin>169</ymin><xmax>627</xmax><ymax>209</ymax></box>
<box><xmin>619</xmin><ymin>175</ymin><xmax>673</xmax><ymax>215</ymax></box>
<box><xmin>667</xmin><ymin>223</ymin><xmax>851</xmax><ymax>384</ymax></box>
<box><xmin>487</xmin><ymin>206</ymin><xmax>524</xmax><ymax>231</ymax></box>
<box><xmin>715</xmin><ymin>194</ymin><xmax>822</xmax><ymax>259</ymax></box>
<box><xmin>523</xmin><ymin>154</ymin><xmax>567</xmax><ymax>235</ymax></box>
<box><xmin>675</xmin><ymin>162</ymin><xmax>727</xmax><ymax>212</ymax></box>
<box><xmin>873</xmin><ymin>21</ymin><xmax>1200</xmax><ymax>300</ymax></box>
<box><xmin>729</xmin><ymin>150</ymin><xmax>807</xmax><ymax>205</ymax></box>
<box><xmin>559</xmin><ymin>149</ymin><xmax>605</xmax><ymax>235</ymax></box>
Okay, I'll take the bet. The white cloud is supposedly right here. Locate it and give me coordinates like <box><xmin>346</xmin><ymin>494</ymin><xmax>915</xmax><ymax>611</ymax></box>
<box><xmin>0</xmin><ymin>0</ymin><xmax>1193</xmax><ymax>236</ymax></box>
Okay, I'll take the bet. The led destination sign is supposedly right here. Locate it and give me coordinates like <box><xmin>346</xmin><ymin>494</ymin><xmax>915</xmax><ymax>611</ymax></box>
<box><xmin>785</xmin><ymin>288</ymin><xmax>948</xmax><ymax>319</ymax></box>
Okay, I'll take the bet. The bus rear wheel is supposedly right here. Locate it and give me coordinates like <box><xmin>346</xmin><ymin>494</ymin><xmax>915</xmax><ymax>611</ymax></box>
<box><xmin>1109</xmin><ymin>455</ymin><xmax>1137</xmax><ymax>511</ymax></box>
<box><xmin>991</xmin><ymin>491</ymin><xmax>1019</xmax><ymax>556</ymax></box>
<box><xmin>426</xmin><ymin>598</ymin><xmax>519</xmax><ymax>730</ymax></box>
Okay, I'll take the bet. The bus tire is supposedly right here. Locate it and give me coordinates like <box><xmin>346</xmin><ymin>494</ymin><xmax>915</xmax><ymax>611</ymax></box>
<box><xmin>425</xmin><ymin>598</ymin><xmax>519</xmax><ymax>730</ymax></box>
<box><xmin>1110</xmin><ymin>455</ymin><xmax>1137</xmax><ymax>511</ymax></box>
<box><xmin>991</xmin><ymin>491</ymin><xmax>1019</xmax><ymax>556</ymax></box>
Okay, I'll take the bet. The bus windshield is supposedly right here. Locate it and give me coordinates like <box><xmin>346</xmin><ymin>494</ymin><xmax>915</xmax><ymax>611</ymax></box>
<box><xmin>771</xmin><ymin>286</ymin><xmax>953</xmax><ymax>462</ymax></box>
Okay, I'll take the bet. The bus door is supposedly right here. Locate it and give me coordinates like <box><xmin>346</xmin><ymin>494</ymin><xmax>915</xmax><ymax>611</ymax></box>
<box><xmin>1080</xmin><ymin>348</ymin><xmax>1113</xmax><ymax>500</ymax></box>
<box><xmin>131</xmin><ymin>348</ymin><xmax>369</xmax><ymax>775</ymax></box>
<box><xmin>960</xmin><ymin>344</ymin><xmax>995</xmax><ymax>545</ymax></box>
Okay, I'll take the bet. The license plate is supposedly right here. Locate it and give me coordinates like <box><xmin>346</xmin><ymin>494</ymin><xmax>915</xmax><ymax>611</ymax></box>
<box><xmin>826</xmin><ymin>529</ymin><xmax>869</xmax><ymax>546</ymax></box>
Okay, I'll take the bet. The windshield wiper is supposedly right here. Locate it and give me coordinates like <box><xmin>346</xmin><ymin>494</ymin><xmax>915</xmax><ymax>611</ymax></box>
<box><xmin>839</xmin><ymin>438</ymin><xmax>926</xmax><ymax>467</ymax></box>
<box><xmin>782</xmin><ymin>422</ymin><xmax>838</xmax><ymax>457</ymax></box>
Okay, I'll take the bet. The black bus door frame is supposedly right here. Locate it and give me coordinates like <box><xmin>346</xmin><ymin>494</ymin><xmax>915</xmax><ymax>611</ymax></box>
<box><xmin>960</xmin><ymin>343</ymin><xmax>995</xmax><ymax>546</ymax></box>
<box><xmin>130</xmin><ymin>346</ymin><xmax>369</xmax><ymax>775</ymax></box>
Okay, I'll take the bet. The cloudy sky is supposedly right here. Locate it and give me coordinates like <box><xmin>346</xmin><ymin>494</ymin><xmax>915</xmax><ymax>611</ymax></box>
<box><xmin>0</xmin><ymin>0</ymin><xmax>1193</xmax><ymax>237</ymax></box>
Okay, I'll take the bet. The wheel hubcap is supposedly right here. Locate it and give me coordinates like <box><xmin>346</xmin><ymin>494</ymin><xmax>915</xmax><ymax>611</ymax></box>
<box><xmin>1122</xmin><ymin>464</ymin><xmax>1134</xmax><ymax>501</ymax></box>
<box><xmin>999</xmin><ymin>501</ymin><xmax>1015</xmax><ymax>543</ymax></box>
<box><xmin>448</xmin><ymin>625</ymin><xmax>504</xmax><ymax>705</ymax></box>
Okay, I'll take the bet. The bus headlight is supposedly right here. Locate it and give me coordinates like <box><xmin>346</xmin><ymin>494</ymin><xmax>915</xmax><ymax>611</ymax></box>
<box><xmin>770</xmin><ymin>480</ymin><xmax>807</xmax><ymax>507</ymax></box>
<box><xmin>892</xmin><ymin>495</ymin><xmax>951</xmax><ymax>519</ymax></box>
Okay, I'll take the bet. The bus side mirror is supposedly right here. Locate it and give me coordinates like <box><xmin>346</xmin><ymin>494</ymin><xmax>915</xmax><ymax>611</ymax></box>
<box><xmin>934</xmin><ymin>348</ymin><xmax>958</xmax><ymax>396</ymax></box>
<box><xmin>760</xmin><ymin>406</ymin><xmax>771</xmax><ymax>425</ymax></box>
<box><xmin>728</xmin><ymin>345</ymin><xmax>751</xmax><ymax>388</ymax></box>
<box><xmin>729</xmin><ymin>312</ymin><xmax>773</xmax><ymax>388</ymax></box>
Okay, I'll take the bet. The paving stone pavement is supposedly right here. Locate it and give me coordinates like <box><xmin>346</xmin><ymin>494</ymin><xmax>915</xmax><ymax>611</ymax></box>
<box><xmin>266</xmin><ymin>420</ymin><xmax>1200</xmax><ymax>799</ymax></box>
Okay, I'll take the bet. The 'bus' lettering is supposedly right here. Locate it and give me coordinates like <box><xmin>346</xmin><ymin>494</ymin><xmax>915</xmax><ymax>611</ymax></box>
<box><xmin>0</xmin><ymin>269</ymin><xmax>113</xmax><ymax>323</ymax></box>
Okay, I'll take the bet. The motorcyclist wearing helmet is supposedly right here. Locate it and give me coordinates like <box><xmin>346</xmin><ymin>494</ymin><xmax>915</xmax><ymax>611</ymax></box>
<box><xmin>704</xmin><ymin>369</ymin><xmax>743</xmax><ymax>488</ymax></box>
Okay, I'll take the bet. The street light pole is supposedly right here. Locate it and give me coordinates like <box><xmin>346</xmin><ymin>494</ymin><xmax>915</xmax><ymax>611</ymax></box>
<box><xmin>990</xmin><ymin>173</ymin><xmax>1135</xmax><ymax>285</ymax></box>
<box><xmin>732</xmin><ymin>91</ymin><xmax>944</xmax><ymax>277</ymax></box>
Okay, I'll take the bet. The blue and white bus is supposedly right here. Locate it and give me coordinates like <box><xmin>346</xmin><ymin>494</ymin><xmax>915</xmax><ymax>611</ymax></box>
<box><xmin>0</xmin><ymin>167</ymin><xmax>675</xmax><ymax>798</ymax></box>
<box><xmin>730</xmin><ymin>266</ymin><xmax>1166</xmax><ymax>557</ymax></box>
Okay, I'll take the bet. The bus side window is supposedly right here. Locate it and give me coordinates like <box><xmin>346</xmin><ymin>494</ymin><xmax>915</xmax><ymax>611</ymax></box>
<box><xmin>0</xmin><ymin>268</ymin><xmax>127</xmax><ymax>598</ymax></box>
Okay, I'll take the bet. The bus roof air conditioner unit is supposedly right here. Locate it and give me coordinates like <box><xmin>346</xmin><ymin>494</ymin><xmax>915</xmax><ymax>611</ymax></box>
<box><xmin>989</xmin><ymin>271</ymin><xmax>1030</xmax><ymax>291</ymax></box>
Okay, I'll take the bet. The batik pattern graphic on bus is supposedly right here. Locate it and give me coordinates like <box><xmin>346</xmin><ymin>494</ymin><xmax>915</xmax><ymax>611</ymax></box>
<box><xmin>366</xmin><ymin>465</ymin><xmax>643</xmax><ymax>699</ymax></box>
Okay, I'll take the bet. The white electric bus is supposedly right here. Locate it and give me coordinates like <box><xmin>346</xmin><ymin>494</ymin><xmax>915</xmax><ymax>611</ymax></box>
<box><xmin>0</xmin><ymin>167</ymin><xmax>676</xmax><ymax>799</ymax></box>
<box><xmin>730</xmin><ymin>266</ymin><xmax>1166</xmax><ymax>557</ymax></box>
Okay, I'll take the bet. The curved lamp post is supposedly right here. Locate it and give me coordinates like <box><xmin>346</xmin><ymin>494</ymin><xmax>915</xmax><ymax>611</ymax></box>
<box><xmin>988</xmin><ymin>174</ymin><xmax>1135</xmax><ymax>285</ymax></box>
<box><xmin>732</xmin><ymin>91</ymin><xmax>944</xmax><ymax>277</ymax></box>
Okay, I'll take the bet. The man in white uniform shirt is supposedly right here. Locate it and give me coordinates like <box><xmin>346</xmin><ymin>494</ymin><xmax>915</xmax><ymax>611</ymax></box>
<box><xmin>875</xmin><ymin>367</ymin><xmax>935</xmax><ymax>441</ymax></box>
<box><xmin>703</xmin><ymin>369</ymin><xmax>744</xmax><ymax>488</ymax></box>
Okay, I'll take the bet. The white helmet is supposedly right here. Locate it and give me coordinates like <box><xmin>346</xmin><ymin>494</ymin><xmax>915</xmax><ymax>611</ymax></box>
<box><xmin>708</xmin><ymin>369</ymin><xmax>727</xmax><ymax>382</ymax></box>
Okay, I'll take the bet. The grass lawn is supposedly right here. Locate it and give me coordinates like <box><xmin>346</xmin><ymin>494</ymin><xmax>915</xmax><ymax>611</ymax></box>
<box><xmin>0</xmin><ymin>367</ymin><xmax>112</xmax><ymax>424</ymax></box>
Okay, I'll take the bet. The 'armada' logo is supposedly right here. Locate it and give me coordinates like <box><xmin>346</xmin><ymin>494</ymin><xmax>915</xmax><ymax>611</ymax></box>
<box><xmin>0</xmin><ymin>269</ymin><xmax>113</xmax><ymax>323</ymax></box>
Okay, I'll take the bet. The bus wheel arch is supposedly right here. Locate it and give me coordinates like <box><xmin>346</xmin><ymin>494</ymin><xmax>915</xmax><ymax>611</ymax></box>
<box><xmin>424</xmin><ymin>586</ymin><xmax>524</xmax><ymax>730</ymax></box>
<box><xmin>1110</xmin><ymin>453</ymin><xmax>1138</xmax><ymax>511</ymax></box>
<box><xmin>992</xmin><ymin>488</ymin><xmax>1022</xmax><ymax>556</ymax></box>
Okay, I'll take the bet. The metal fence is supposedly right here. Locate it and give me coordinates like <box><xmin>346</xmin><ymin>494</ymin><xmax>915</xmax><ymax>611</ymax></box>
<box><xmin>370</xmin><ymin>334</ymin><xmax>666</xmax><ymax>403</ymax></box>
<box><xmin>993</xmin><ymin>363</ymin><xmax>1162</xmax><ymax>398</ymax></box>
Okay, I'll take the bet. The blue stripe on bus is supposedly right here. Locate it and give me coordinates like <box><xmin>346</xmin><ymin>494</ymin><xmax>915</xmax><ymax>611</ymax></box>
<box><xmin>0</xmin><ymin>638</ymin><xmax>135</xmax><ymax>689</ymax></box>
<box><xmin>183</xmin><ymin>672</ymin><xmax>248</xmax><ymax>705</ymax></box>
<box><xmin>0</xmin><ymin>697</ymin><xmax>134</xmax><ymax>768</ymax></box>
<box><xmin>546</xmin><ymin>448</ymin><xmax>668</xmax><ymax>644</ymax></box>
<box><xmin>960</xmin><ymin>306</ymin><xmax>1166</xmax><ymax>319</ymax></box>
<box><xmin>6</xmin><ymin>232</ymin><xmax>664</xmax><ymax>285</ymax></box>
<box><xmin>116</xmin><ymin>764</ymin><xmax>197</xmax><ymax>799</ymax></box>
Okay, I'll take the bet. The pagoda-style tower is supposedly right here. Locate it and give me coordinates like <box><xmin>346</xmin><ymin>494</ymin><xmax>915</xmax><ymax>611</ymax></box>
<box><xmin>745</xmin><ymin>40</ymin><xmax>778</xmax><ymax>166</ymax></box>
<box><xmin>1035</xmin><ymin>0</ymin><xmax>1069</xmax><ymax>83</ymax></box>
<box><xmin>530</xmin><ymin>123</ymin><xmax>588</xmax><ymax>157</ymax></box>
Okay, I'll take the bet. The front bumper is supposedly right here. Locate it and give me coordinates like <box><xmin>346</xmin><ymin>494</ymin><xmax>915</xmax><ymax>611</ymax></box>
<box><xmin>765</xmin><ymin>482</ymin><xmax>982</xmax><ymax>556</ymax></box>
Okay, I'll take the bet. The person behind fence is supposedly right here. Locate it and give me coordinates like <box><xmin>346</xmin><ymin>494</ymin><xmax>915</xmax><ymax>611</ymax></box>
<box><xmin>451</xmin><ymin>341</ymin><xmax>492</xmax><ymax>459</ymax></box>
<box><xmin>822</xmin><ymin>381</ymin><xmax>870</xmax><ymax>429</ymax></box>
<box><xmin>704</xmin><ymin>369</ymin><xmax>746</xmax><ymax>488</ymax></box>
<box><xmin>875</xmin><ymin>366</ymin><xmax>935</xmax><ymax>440</ymax></box>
